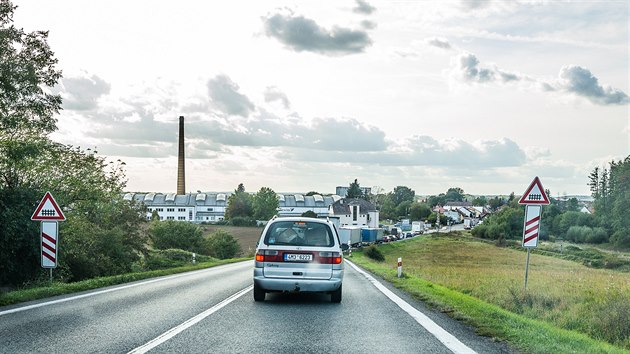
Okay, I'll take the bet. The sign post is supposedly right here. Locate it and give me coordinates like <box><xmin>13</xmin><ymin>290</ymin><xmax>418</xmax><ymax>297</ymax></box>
<box><xmin>518</xmin><ymin>177</ymin><xmax>549</xmax><ymax>289</ymax></box>
<box><xmin>397</xmin><ymin>257</ymin><xmax>402</xmax><ymax>278</ymax></box>
<box><xmin>31</xmin><ymin>192</ymin><xmax>66</xmax><ymax>282</ymax></box>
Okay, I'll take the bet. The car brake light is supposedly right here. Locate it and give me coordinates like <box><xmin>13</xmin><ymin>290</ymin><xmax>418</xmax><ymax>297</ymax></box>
<box><xmin>256</xmin><ymin>250</ymin><xmax>281</xmax><ymax>262</ymax></box>
<box><xmin>318</xmin><ymin>252</ymin><xmax>342</xmax><ymax>264</ymax></box>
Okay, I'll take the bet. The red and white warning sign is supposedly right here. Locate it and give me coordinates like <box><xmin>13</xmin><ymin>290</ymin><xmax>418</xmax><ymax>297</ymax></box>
<box><xmin>31</xmin><ymin>191</ymin><xmax>66</xmax><ymax>221</ymax></box>
<box><xmin>41</xmin><ymin>221</ymin><xmax>58</xmax><ymax>268</ymax></box>
<box><xmin>522</xmin><ymin>205</ymin><xmax>542</xmax><ymax>248</ymax></box>
<box><xmin>518</xmin><ymin>176</ymin><xmax>550</xmax><ymax>205</ymax></box>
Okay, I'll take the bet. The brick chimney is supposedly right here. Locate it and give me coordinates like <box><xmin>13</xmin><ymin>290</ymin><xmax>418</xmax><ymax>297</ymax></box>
<box><xmin>177</xmin><ymin>116</ymin><xmax>186</xmax><ymax>195</ymax></box>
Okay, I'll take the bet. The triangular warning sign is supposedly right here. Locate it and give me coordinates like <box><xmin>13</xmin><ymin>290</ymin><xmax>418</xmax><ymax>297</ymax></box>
<box><xmin>519</xmin><ymin>176</ymin><xmax>550</xmax><ymax>205</ymax></box>
<box><xmin>32</xmin><ymin>192</ymin><xmax>66</xmax><ymax>221</ymax></box>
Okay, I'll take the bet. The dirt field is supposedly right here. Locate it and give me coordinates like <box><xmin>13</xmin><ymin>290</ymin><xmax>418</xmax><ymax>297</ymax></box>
<box><xmin>201</xmin><ymin>225</ymin><xmax>263</xmax><ymax>256</ymax></box>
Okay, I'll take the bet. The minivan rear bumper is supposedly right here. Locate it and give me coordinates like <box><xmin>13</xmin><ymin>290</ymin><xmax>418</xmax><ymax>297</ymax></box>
<box><xmin>254</xmin><ymin>268</ymin><xmax>343</xmax><ymax>293</ymax></box>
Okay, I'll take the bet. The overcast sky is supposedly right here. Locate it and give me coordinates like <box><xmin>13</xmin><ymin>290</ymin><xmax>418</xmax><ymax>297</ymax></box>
<box><xmin>15</xmin><ymin>0</ymin><xmax>629</xmax><ymax>196</ymax></box>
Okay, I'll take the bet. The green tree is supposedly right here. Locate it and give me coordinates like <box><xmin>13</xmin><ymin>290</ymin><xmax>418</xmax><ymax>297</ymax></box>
<box><xmin>253</xmin><ymin>187</ymin><xmax>278</xmax><ymax>221</ymax></box>
<box><xmin>226</xmin><ymin>183</ymin><xmax>253</xmax><ymax>219</ymax></box>
<box><xmin>472</xmin><ymin>196</ymin><xmax>488</xmax><ymax>206</ymax></box>
<box><xmin>608</xmin><ymin>156</ymin><xmax>630</xmax><ymax>247</ymax></box>
<box><xmin>149</xmin><ymin>220</ymin><xmax>204</xmax><ymax>253</ymax></box>
<box><xmin>62</xmin><ymin>199</ymin><xmax>148</xmax><ymax>281</ymax></box>
<box><xmin>445</xmin><ymin>187</ymin><xmax>465</xmax><ymax>202</ymax></box>
<box><xmin>427</xmin><ymin>193</ymin><xmax>446</xmax><ymax>207</ymax></box>
<box><xmin>588</xmin><ymin>156</ymin><xmax>630</xmax><ymax>248</ymax></box>
<box><xmin>488</xmin><ymin>196</ymin><xmax>505</xmax><ymax>210</ymax></box>
<box><xmin>409</xmin><ymin>202</ymin><xmax>431</xmax><ymax>221</ymax></box>
<box><xmin>395</xmin><ymin>200</ymin><xmax>413</xmax><ymax>219</ymax></box>
<box><xmin>346</xmin><ymin>179</ymin><xmax>363</xmax><ymax>199</ymax></box>
<box><xmin>0</xmin><ymin>1</ymin><xmax>148</xmax><ymax>285</ymax></box>
<box><xmin>204</xmin><ymin>229</ymin><xmax>241</xmax><ymax>259</ymax></box>
<box><xmin>391</xmin><ymin>186</ymin><xmax>415</xmax><ymax>205</ymax></box>
<box><xmin>378</xmin><ymin>193</ymin><xmax>396</xmax><ymax>220</ymax></box>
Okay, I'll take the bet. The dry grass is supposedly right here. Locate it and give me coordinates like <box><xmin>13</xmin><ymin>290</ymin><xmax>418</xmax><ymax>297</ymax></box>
<box><xmin>377</xmin><ymin>233</ymin><xmax>630</xmax><ymax>349</ymax></box>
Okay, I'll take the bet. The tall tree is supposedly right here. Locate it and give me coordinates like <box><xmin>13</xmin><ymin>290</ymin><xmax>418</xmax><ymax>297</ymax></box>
<box><xmin>391</xmin><ymin>185</ymin><xmax>415</xmax><ymax>205</ymax></box>
<box><xmin>588</xmin><ymin>167</ymin><xmax>600</xmax><ymax>198</ymax></box>
<box><xmin>346</xmin><ymin>178</ymin><xmax>363</xmax><ymax>199</ymax></box>
<box><xmin>0</xmin><ymin>0</ymin><xmax>62</xmax><ymax>188</ymax></box>
<box><xmin>445</xmin><ymin>187</ymin><xmax>464</xmax><ymax>202</ymax></box>
<box><xmin>226</xmin><ymin>183</ymin><xmax>253</xmax><ymax>219</ymax></box>
<box><xmin>253</xmin><ymin>187</ymin><xmax>278</xmax><ymax>220</ymax></box>
<box><xmin>0</xmin><ymin>1</ymin><xmax>148</xmax><ymax>285</ymax></box>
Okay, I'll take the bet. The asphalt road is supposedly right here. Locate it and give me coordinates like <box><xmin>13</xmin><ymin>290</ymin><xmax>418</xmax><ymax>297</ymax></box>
<box><xmin>0</xmin><ymin>261</ymin><xmax>514</xmax><ymax>354</ymax></box>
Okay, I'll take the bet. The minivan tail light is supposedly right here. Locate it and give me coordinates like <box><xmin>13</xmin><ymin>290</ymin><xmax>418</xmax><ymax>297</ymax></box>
<box><xmin>256</xmin><ymin>250</ymin><xmax>281</xmax><ymax>262</ymax></box>
<box><xmin>318</xmin><ymin>252</ymin><xmax>342</xmax><ymax>264</ymax></box>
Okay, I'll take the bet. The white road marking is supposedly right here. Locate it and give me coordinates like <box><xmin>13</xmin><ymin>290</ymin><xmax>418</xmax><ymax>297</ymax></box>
<box><xmin>127</xmin><ymin>285</ymin><xmax>253</xmax><ymax>354</ymax></box>
<box><xmin>346</xmin><ymin>260</ymin><xmax>477</xmax><ymax>354</ymax></box>
<box><xmin>0</xmin><ymin>261</ymin><xmax>251</xmax><ymax>317</ymax></box>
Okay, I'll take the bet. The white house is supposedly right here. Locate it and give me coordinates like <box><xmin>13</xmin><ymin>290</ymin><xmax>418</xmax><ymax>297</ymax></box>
<box><xmin>328</xmin><ymin>198</ymin><xmax>379</xmax><ymax>228</ymax></box>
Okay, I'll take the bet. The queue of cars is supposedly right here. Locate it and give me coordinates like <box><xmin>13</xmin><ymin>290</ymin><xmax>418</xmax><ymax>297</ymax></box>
<box><xmin>381</xmin><ymin>231</ymin><xmax>419</xmax><ymax>243</ymax></box>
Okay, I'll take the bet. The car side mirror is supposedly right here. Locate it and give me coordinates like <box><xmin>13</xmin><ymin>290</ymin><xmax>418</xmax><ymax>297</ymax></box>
<box><xmin>341</xmin><ymin>244</ymin><xmax>349</xmax><ymax>251</ymax></box>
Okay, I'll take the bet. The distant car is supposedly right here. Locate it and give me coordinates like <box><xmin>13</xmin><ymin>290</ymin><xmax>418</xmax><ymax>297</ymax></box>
<box><xmin>253</xmin><ymin>217</ymin><xmax>347</xmax><ymax>303</ymax></box>
<box><xmin>382</xmin><ymin>235</ymin><xmax>391</xmax><ymax>242</ymax></box>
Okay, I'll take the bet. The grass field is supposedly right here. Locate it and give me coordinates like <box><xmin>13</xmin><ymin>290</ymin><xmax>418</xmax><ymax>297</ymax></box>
<box><xmin>350</xmin><ymin>233</ymin><xmax>630</xmax><ymax>352</ymax></box>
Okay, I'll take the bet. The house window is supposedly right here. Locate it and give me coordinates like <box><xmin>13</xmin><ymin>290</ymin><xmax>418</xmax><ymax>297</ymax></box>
<box><xmin>207</xmin><ymin>207</ymin><xmax>213</xmax><ymax>211</ymax></box>
<box><xmin>167</xmin><ymin>208</ymin><xmax>175</xmax><ymax>212</ymax></box>
<box><xmin>189</xmin><ymin>210</ymin><xmax>193</xmax><ymax>220</ymax></box>
<box><xmin>178</xmin><ymin>208</ymin><xmax>186</xmax><ymax>212</ymax></box>
<box><xmin>178</xmin><ymin>216</ymin><xmax>186</xmax><ymax>220</ymax></box>
<box><xmin>167</xmin><ymin>216</ymin><xmax>174</xmax><ymax>220</ymax></box>
<box><xmin>353</xmin><ymin>206</ymin><xmax>358</xmax><ymax>222</ymax></box>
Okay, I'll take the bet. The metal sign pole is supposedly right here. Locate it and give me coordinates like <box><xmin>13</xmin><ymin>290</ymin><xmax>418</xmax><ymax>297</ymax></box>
<box><xmin>524</xmin><ymin>248</ymin><xmax>531</xmax><ymax>289</ymax></box>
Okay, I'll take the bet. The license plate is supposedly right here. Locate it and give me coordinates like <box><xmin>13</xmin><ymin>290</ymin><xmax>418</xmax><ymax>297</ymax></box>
<box><xmin>284</xmin><ymin>253</ymin><xmax>313</xmax><ymax>262</ymax></box>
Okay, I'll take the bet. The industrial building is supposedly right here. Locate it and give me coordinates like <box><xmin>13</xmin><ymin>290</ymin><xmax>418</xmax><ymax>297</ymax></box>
<box><xmin>124</xmin><ymin>192</ymin><xmax>342</xmax><ymax>223</ymax></box>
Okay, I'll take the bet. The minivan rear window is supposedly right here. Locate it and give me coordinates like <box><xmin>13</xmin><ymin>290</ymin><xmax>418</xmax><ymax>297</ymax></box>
<box><xmin>265</xmin><ymin>221</ymin><xmax>333</xmax><ymax>247</ymax></box>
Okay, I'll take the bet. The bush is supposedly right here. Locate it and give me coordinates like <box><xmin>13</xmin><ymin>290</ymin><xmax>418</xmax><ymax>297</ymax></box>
<box><xmin>365</xmin><ymin>245</ymin><xmax>385</xmax><ymax>262</ymax></box>
<box><xmin>565</xmin><ymin>226</ymin><xmax>609</xmax><ymax>244</ymax></box>
<box><xmin>149</xmin><ymin>221</ymin><xmax>204</xmax><ymax>253</ymax></box>
<box><xmin>204</xmin><ymin>230</ymin><xmax>241</xmax><ymax>259</ymax></box>
<box><xmin>145</xmin><ymin>249</ymin><xmax>215</xmax><ymax>270</ymax></box>
<box><xmin>228</xmin><ymin>216</ymin><xmax>257</xmax><ymax>227</ymax></box>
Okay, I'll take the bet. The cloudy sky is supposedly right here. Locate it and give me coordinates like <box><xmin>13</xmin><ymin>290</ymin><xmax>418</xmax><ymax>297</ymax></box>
<box><xmin>15</xmin><ymin>0</ymin><xmax>629</xmax><ymax>196</ymax></box>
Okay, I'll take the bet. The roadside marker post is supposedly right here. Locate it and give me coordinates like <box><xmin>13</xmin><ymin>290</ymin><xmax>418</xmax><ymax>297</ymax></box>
<box><xmin>31</xmin><ymin>192</ymin><xmax>66</xmax><ymax>282</ymax></box>
<box><xmin>518</xmin><ymin>177</ymin><xmax>550</xmax><ymax>289</ymax></box>
<box><xmin>397</xmin><ymin>257</ymin><xmax>402</xmax><ymax>278</ymax></box>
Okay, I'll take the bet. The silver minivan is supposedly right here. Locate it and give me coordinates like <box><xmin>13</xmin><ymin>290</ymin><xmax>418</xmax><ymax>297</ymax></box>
<box><xmin>253</xmin><ymin>217</ymin><xmax>346</xmax><ymax>303</ymax></box>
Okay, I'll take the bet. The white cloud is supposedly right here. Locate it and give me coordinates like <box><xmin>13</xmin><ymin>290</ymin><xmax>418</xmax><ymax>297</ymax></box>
<box><xmin>450</xmin><ymin>52</ymin><xmax>628</xmax><ymax>106</ymax></box>
<box><xmin>556</xmin><ymin>66</ymin><xmax>628</xmax><ymax>105</ymax></box>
